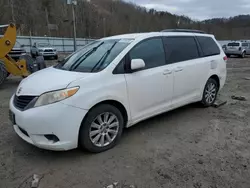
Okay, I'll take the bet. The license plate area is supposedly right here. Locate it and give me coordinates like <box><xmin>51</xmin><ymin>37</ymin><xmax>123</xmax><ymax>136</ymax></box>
<box><xmin>9</xmin><ymin>110</ymin><xmax>16</xmax><ymax>124</ymax></box>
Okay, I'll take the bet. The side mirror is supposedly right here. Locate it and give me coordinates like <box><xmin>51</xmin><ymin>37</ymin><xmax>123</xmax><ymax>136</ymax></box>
<box><xmin>131</xmin><ymin>59</ymin><xmax>145</xmax><ymax>71</ymax></box>
<box><xmin>20</xmin><ymin>44</ymin><xmax>24</xmax><ymax>48</ymax></box>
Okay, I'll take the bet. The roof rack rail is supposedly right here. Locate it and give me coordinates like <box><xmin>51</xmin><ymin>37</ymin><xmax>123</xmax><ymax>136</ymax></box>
<box><xmin>161</xmin><ymin>29</ymin><xmax>206</xmax><ymax>34</ymax></box>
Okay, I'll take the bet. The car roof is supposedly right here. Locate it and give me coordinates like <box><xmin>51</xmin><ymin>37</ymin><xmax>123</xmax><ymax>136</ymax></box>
<box><xmin>102</xmin><ymin>32</ymin><xmax>213</xmax><ymax>40</ymax></box>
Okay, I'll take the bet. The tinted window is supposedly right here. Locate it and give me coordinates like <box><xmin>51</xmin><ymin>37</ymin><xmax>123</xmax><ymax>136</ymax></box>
<box><xmin>197</xmin><ymin>36</ymin><xmax>220</xmax><ymax>57</ymax></box>
<box><xmin>228</xmin><ymin>42</ymin><xmax>240</xmax><ymax>47</ymax></box>
<box><xmin>163</xmin><ymin>36</ymin><xmax>199</xmax><ymax>64</ymax></box>
<box><xmin>242</xmin><ymin>43</ymin><xmax>248</xmax><ymax>47</ymax></box>
<box><xmin>129</xmin><ymin>38</ymin><xmax>166</xmax><ymax>69</ymax></box>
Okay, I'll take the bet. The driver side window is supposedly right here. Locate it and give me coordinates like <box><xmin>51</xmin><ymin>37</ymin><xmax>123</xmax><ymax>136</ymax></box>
<box><xmin>129</xmin><ymin>38</ymin><xmax>166</xmax><ymax>69</ymax></box>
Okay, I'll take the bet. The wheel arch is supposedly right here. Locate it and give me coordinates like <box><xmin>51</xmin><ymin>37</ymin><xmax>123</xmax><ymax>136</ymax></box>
<box><xmin>78</xmin><ymin>99</ymin><xmax>129</xmax><ymax>148</ymax></box>
<box><xmin>209</xmin><ymin>74</ymin><xmax>220</xmax><ymax>89</ymax></box>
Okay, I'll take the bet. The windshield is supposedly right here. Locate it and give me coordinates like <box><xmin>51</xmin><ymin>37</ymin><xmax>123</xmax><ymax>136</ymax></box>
<box><xmin>55</xmin><ymin>39</ymin><xmax>132</xmax><ymax>73</ymax></box>
<box><xmin>37</xmin><ymin>43</ymin><xmax>51</xmax><ymax>47</ymax></box>
<box><xmin>228</xmin><ymin>42</ymin><xmax>240</xmax><ymax>47</ymax></box>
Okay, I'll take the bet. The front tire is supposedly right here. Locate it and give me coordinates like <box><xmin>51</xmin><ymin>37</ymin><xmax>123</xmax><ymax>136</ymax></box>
<box><xmin>0</xmin><ymin>61</ymin><xmax>8</xmax><ymax>86</ymax></box>
<box><xmin>241</xmin><ymin>52</ymin><xmax>246</xmax><ymax>58</ymax></box>
<box><xmin>201</xmin><ymin>78</ymin><xmax>219</xmax><ymax>107</ymax></box>
<box><xmin>79</xmin><ymin>104</ymin><xmax>124</xmax><ymax>153</ymax></box>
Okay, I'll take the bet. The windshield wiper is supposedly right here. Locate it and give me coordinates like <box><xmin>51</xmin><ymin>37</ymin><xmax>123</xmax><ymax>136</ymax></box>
<box><xmin>70</xmin><ymin>41</ymin><xmax>104</xmax><ymax>71</ymax></box>
<box><xmin>91</xmin><ymin>41</ymin><xmax>118</xmax><ymax>72</ymax></box>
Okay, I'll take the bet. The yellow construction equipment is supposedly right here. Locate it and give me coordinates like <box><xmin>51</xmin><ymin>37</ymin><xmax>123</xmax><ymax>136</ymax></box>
<box><xmin>0</xmin><ymin>23</ymin><xmax>45</xmax><ymax>86</ymax></box>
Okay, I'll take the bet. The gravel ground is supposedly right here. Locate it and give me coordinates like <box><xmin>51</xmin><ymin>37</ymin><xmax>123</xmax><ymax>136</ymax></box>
<box><xmin>0</xmin><ymin>57</ymin><xmax>250</xmax><ymax>188</ymax></box>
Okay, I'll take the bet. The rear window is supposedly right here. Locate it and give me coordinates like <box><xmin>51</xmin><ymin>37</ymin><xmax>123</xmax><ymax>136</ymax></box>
<box><xmin>197</xmin><ymin>36</ymin><xmax>220</xmax><ymax>57</ymax></box>
<box><xmin>242</xmin><ymin>43</ymin><xmax>249</xmax><ymax>47</ymax></box>
<box><xmin>228</xmin><ymin>43</ymin><xmax>240</xmax><ymax>47</ymax></box>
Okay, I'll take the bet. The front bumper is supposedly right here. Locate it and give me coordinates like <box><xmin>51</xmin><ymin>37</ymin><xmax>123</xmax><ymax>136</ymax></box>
<box><xmin>38</xmin><ymin>52</ymin><xmax>57</xmax><ymax>57</ymax></box>
<box><xmin>10</xmin><ymin>95</ymin><xmax>87</xmax><ymax>151</ymax></box>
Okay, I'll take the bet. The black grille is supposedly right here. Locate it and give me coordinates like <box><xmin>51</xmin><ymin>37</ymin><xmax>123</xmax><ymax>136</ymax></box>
<box><xmin>44</xmin><ymin>49</ymin><xmax>53</xmax><ymax>52</ymax></box>
<box><xmin>14</xmin><ymin>95</ymin><xmax>36</xmax><ymax>110</ymax></box>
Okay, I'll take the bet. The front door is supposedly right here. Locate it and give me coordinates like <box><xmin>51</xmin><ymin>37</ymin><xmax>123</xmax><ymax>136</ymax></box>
<box><xmin>125</xmin><ymin>37</ymin><xmax>174</xmax><ymax>122</ymax></box>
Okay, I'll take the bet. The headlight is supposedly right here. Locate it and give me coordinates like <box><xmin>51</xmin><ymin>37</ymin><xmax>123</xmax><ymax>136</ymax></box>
<box><xmin>34</xmin><ymin>87</ymin><xmax>79</xmax><ymax>107</ymax></box>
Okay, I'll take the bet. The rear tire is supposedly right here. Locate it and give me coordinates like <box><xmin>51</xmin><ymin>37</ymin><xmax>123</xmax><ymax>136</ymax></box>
<box><xmin>201</xmin><ymin>78</ymin><xmax>219</xmax><ymax>107</ymax></box>
<box><xmin>54</xmin><ymin>55</ymin><xmax>58</xmax><ymax>60</ymax></box>
<box><xmin>0</xmin><ymin>61</ymin><xmax>8</xmax><ymax>86</ymax></box>
<box><xmin>79</xmin><ymin>104</ymin><xmax>124</xmax><ymax>153</ymax></box>
<box><xmin>241</xmin><ymin>52</ymin><xmax>246</xmax><ymax>58</ymax></box>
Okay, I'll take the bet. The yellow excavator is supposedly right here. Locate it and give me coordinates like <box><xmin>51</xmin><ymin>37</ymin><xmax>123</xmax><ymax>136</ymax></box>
<box><xmin>0</xmin><ymin>23</ymin><xmax>46</xmax><ymax>86</ymax></box>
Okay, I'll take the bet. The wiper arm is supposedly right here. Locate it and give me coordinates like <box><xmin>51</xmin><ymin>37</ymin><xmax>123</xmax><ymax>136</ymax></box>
<box><xmin>70</xmin><ymin>41</ymin><xmax>104</xmax><ymax>71</ymax></box>
<box><xmin>91</xmin><ymin>41</ymin><xmax>118</xmax><ymax>72</ymax></box>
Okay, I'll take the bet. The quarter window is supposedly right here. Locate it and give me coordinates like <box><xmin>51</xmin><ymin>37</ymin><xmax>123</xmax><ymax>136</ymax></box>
<box><xmin>242</xmin><ymin>43</ymin><xmax>248</xmax><ymax>47</ymax></box>
<box><xmin>129</xmin><ymin>38</ymin><xmax>166</xmax><ymax>69</ymax></box>
<box><xmin>163</xmin><ymin>36</ymin><xmax>199</xmax><ymax>64</ymax></box>
<box><xmin>197</xmin><ymin>36</ymin><xmax>220</xmax><ymax>57</ymax></box>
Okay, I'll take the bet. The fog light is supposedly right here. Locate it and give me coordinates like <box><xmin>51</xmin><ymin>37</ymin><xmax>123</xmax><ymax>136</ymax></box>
<box><xmin>44</xmin><ymin>134</ymin><xmax>59</xmax><ymax>143</ymax></box>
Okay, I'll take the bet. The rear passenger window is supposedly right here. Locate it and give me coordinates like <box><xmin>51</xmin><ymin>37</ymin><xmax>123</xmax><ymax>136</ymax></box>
<box><xmin>163</xmin><ymin>36</ymin><xmax>199</xmax><ymax>64</ymax></box>
<box><xmin>197</xmin><ymin>36</ymin><xmax>220</xmax><ymax>57</ymax></box>
<box><xmin>129</xmin><ymin>38</ymin><xmax>166</xmax><ymax>69</ymax></box>
<box><xmin>242</xmin><ymin>43</ymin><xmax>248</xmax><ymax>47</ymax></box>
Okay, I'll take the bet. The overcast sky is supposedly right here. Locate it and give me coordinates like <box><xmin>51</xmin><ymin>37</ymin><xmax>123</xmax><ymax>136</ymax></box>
<box><xmin>124</xmin><ymin>0</ymin><xmax>250</xmax><ymax>20</ymax></box>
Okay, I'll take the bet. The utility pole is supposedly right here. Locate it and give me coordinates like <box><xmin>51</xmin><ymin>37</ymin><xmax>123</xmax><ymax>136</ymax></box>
<box><xmin>103</xmin><ymin>18</ymin><xmax>106</xmax><ymax>37</ymax></box>
<box><xmin>67</xmin><ymin>0</ymin><xmax>77</xmax><ymax>51</ymax></box>
<box><xmin>72</xmin><ymin>4</ymin><xmax>77</xmax><ymax>51</ymax></box>
<box><xmin>45</xmin><ymin>7</ymin><xmax>51</xmax><ymax>37</ymax></box>
<box><xmin>10</xmin><ymin>0</ymin><xmax>15</xmax><ymax>22</ymax></box>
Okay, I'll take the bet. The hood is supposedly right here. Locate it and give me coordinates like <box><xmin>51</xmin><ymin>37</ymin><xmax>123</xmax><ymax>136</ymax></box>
<box><xmin>16</xmin><ymin>67</ymin><xmax>92</xmax><ymax>96</ymax></box>
<box><xmin>39</xmin><ymin>47</ymin><xmax>55</xmax><ymax>50</ymax></box>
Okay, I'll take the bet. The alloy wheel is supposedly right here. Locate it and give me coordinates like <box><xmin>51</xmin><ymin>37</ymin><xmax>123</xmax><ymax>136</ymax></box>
<box><xmin>89</xmin><ymin>112</ymin><xmax>119</xmax><ymax>147</ymax></box>
<box><xmin>205</xmin><ymin>82</ymin><xmax>217</xmax><ymax>104</ymax></box>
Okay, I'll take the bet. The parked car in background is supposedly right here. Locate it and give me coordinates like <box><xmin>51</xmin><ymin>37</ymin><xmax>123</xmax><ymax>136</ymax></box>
<box><xmin>10</xmin><ymin>30</ymin><xmax>227</xmax><ymax>153</ymax></box>
<box><xmin>8</xmin><ymin>41</ymin><xmax>26</xmax><ymax>60</ymax></box>
<box><xmin>31</xmin><ymin>42</ymin><xmax>58</xmax><ymax>59</ymax></box>
<box><xmin>222</xmin><ymin>44</ymin><xmax>227</xmax><ymax>52</ymax></box>
<box><xmin>224</xmin><ymin>41</ymin><xmax>250</xmax><ymax>58</ymax></box>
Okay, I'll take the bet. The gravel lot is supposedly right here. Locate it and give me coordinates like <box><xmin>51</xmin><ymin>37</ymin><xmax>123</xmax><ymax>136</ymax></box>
<box><xmin>0</xmin><ymin>57</ymin><xmax>250</xmax><ymax>188</ymax></box>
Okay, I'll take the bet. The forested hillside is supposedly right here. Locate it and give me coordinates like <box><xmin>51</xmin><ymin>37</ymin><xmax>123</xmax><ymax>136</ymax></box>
<box><xmin>0</xmin><ymin>0</ymin><xmax>250</xmax><ymax>40</ymax></box>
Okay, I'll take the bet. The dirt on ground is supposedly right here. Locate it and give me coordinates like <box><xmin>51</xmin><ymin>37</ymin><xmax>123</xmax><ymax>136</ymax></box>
<box><xmin>0</xmin><ymin>57</ymin><xmax>250</xmax><ymax>188</ymax></box>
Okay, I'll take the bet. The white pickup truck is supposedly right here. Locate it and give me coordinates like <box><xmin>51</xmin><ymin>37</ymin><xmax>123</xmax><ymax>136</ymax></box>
<box><xmin>30</xmin><ymin>42</ymin><xmax>58</xmax><ymax>59</ymax></box>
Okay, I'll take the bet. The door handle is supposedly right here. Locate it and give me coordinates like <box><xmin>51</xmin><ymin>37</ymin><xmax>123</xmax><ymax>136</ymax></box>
<box><xmin>163</xmin><ymin>69</ymin><xmax>172</xmax><ymax>75</ymax></box>
<box><xmin>174</xmin><ymin>67</ymin><xmax>183</xmax><ymax>72</ymax></box>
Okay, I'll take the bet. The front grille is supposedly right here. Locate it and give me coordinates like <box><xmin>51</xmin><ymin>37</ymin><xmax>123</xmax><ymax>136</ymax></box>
<box><xmin>14</xmin><ymin>95</ymin><xmax>36</xmax><ymax>110</ymax></box>
<box><xmin>44</xmin><ymin>49</ymin><xmax>53</xmax><ymax>52</ymax></box>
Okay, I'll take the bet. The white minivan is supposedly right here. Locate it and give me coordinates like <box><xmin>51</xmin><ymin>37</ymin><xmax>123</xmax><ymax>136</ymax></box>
<box><xmin>9</xmin><ymin>30</ymin><xmax>227</xmax><ymax>153</ymax></box>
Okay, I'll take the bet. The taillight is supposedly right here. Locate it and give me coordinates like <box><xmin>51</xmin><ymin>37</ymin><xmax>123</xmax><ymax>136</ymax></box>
<box><xmin>239</xmin><ymin>47</ymin><xmax>242</xmax><ymax>51</ymax></box>
<box><xmin>223</xmin><ymin>56</ymin><xmax>228</xmax><ymax>61</ymax></box>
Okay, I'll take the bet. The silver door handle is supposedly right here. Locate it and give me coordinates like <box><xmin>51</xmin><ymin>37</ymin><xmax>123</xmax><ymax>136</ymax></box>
<box><xmin>175</xmin><ymin>67</ymin><xmax>183</xmax><ymax>72</ymax></box>
<box><xmin>163</xmin><ymin>69</ymin><xmax>172</xmax><ymax>75</ymax></box>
